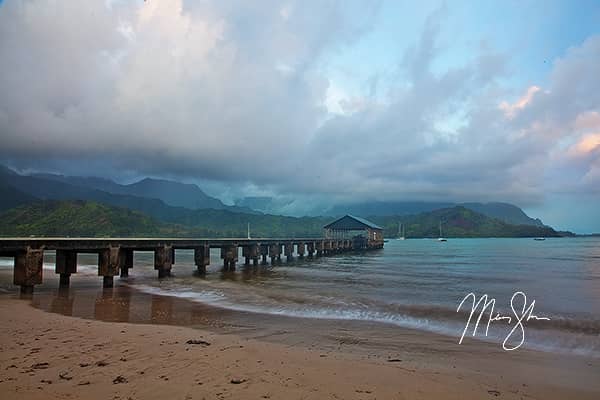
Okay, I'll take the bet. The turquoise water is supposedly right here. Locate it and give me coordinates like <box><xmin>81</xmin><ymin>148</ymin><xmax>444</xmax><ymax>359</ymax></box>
<box><xmin>1</xmin><ymin>237</ymin><xmax>599</xmax><ymax>356</ymax></box>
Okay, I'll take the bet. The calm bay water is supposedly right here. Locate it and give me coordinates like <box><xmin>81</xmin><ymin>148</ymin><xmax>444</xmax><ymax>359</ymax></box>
<box><xmin>1</xmin><ymin>237</ymin><xmax>599</xmax><ymax>356</ymax></box>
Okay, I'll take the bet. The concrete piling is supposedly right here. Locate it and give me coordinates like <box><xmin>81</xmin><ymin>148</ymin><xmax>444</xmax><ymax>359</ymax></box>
<box><xmin>2</xmin><ymin>236</ymin><xmax>380</xmax><ymax>291</ymax></box>
<box><xmin>269</xmin><ymin>243</ymin><xmax>281</xmax><ymax>264</ymax></box>
<box><xmin>120</xmin><ymin>249</ymin><xmax>133</xmax><ymax>278</ymax></box>
<box><xmin>284</xmin><ymin>243</ymin><xmax>294</xmax><ymax>262</ymax></box>
<box><xmin>99</xmin><ymin>246</ymin><xmax>124</xmax><ymax>287</ymax></box>
<box><xmin>154</xmin><ymin>245</ymin><xmax>173</xmax><ymax>278</ymax></box>
<box><xmin>14</xmin><ymin>247</ymin><xmax>43</xmax><ymax>294</ymax></box>
<box><xmin>56</xmin><ymin>249</ymin><xmax>77</xmax><ymax>287</ymax></box>
<box><xmin>221</xmin><ymin>245</ymin><xmax>238</xmax><ymax>271</ymax></box>
<box><xmin>194</xmin><ymin>245</ymin><xmax>210</xmax><ymax>274</ymax></box>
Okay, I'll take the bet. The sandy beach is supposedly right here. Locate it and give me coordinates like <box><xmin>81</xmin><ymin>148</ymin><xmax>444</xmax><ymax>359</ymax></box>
<box><xmin>1</xmin><ymin>296</ymin><xmax>599</xmax><ymax>400</ymax></box>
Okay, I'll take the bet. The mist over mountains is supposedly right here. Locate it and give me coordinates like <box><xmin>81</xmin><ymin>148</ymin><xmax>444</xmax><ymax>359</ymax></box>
<box><xmin>235</xmin><ymin>197</ymin><xmax>544</xmax><ymax>227</ymax></box>
<box><xmin>0</xmin><ymin>165</ymin><xmax>561</xmax><ymax>237</ymax></box>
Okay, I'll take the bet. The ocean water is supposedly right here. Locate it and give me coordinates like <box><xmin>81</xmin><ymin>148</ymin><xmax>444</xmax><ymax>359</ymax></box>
<box><xmin>1</xmin><ymin>237</ymin><xmax>599</xmax><ymax>356</ymax></box>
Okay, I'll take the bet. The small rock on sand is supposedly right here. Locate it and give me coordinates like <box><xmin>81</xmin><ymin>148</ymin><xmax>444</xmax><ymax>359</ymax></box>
<box><xmin>113</xmin><ymin>376</ymin><xmax>128</xmax><ymax>384</ymax></box>
<box><xmin>230</xmin><ymin>378</ymin><xmax>247</xmax><ymax>384</ymax></box>
<box><xmin>186</xmin><ymin>339</ymin><xmax>211</xmax><ymax>346</ymax></box>
<box><xmin>59</xmin><ymin>372</ymin><xmax>73</xmax><ymax>381</ymax></box>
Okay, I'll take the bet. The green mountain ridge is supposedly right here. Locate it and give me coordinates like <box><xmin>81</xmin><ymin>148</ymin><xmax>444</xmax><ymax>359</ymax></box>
<box><xmin>369</xmin><ymin>207</ymin><xmax>559</xmax><ymax>238</ymax></box>
<box><xmin>2</xmin><ymin>166</ymin><xmax>548</xmax><ymax>230</ymax></box>
<box><xmin>0</xmin><ymin>201</ymin><xmax>561</xmax><ymax>238</ymax></box>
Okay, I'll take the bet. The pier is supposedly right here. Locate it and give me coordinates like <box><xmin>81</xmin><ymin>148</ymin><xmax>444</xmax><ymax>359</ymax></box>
<box><xmin>0</xmin><ymin>236</ymin><xmax>383</xmax><ymax>293</ymax></box>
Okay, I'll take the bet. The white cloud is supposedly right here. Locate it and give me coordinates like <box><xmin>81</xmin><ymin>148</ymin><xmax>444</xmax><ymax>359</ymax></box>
<box><xmin>499</xmin><ymin>86</ymin><xmax>540</xmax><ymax>119</ymax></box>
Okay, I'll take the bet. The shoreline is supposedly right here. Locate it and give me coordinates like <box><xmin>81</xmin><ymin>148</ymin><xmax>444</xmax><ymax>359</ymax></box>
<box><xmin>1</xmin><ymin>295</ymin><xmax>599</xmax><ymax>399</ymax></box>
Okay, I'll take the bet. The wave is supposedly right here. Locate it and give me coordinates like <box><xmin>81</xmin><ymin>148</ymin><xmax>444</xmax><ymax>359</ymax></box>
<box><xmin>130</xmin><ymin>283</ymin><xmax>600</xmax><ymax>358</ymax></box>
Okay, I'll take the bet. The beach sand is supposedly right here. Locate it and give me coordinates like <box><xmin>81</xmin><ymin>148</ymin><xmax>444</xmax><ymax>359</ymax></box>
<box><xmin>1</xmin><ymin>296</ymin><xmax>599</xmax><ymax>400</ymax></box>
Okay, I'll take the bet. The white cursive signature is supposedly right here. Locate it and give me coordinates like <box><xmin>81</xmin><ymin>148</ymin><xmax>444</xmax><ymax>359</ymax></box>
<box><xmin>456</xmin><ymin>291</ymin><xmax>551</xmax><ymax>351</ymax></box>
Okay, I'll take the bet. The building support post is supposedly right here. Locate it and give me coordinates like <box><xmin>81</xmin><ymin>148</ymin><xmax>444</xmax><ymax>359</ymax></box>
<box><xmin>315</xmin><ymin>241</ymin><xmax>323</xmax><ymax>257</ymax></box>
<box><xmin>14</xmin><ymin>247</ymin><xmax>43</xmax><ymax>294</ymax></box>
<box><xmin>307</xmin><ymin>242</ymin><xmax>315</xmax><ymax>258</ymax></box>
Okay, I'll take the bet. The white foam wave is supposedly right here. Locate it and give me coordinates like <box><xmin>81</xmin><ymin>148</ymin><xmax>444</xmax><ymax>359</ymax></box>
<box><xmin>129</xmin><ymin>283</ymin><xmax>600</xmax><ymax>358</ymax></box>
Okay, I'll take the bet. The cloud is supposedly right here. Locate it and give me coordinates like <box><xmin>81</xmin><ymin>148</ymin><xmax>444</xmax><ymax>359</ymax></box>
<box><xmin>499</xmin><ymin>86</ymin><xmax>540</xmax><ymax>118</ymax></box>
<box><xmin>0</xmin><ymin>0</ymin><xmax>378</xmax><ymax>182</ymax></box>
<box><xmin>0</xmin><ymin>1</ymin><xmax>599</xmax><ymax>211</ymax></box>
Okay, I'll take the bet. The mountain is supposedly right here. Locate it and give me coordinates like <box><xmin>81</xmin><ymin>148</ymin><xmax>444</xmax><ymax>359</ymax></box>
<box><xmin>369</xmin><ymin>207</ymin><xmax>559</xmax><ymax>238</ymax></box>
<box><xmin>32</xmin><ymin>172</ymin><xmax>254</xmax><ymax>213</ymax></box>
<box><xmin>0</xmin><ymin>200</ymin><xmax>167</xmax><ymax>237</ymax></box>
<box><xmin>1</xmin><ymin>167</ymin><xmax>260</xmax><ymax>222</ymax></box>
<box><xmin>327</xmin><ymin>201</ymin><xmax>544</xmax><ymax>227</ymax></box>
<box><xmin>0</xmin><ymin>199</ymin><xmax>559</xmax><ymax>239</ymax></box>
<box><xmin>0</xmin><ymin>182</ymin><xmax>38</xmax><ymax>212</ymax></box>
<box><xmin>460</xmin><ymin>202</ymin><xmax>544</xmax><ymax>227</ymax></box>
<box><xmin>0</xmin><ymin>166</ymin><xmax>552</xmax><ymax>236</ymax></box>
<box><xmin>0</xmin><ymin>200</ymin><xmax>327</xmax><ymax>238</ymax></box>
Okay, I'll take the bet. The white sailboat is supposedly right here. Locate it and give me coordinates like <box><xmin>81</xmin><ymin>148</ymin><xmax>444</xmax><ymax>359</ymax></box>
<box><xmin>397</xmin><ymin>222</ymin><xmax>406</xmax><ymax>240</ymax></box>
<box><xmin>438</xmin><ymin>220</ymin><xmax>447</xmax><ymax>242</ymax></box>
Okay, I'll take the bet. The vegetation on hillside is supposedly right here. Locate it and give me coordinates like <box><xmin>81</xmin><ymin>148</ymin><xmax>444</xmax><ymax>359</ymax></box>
<box><xmin>369</xmin><ymin>207</ymin><xmax>560</xmax><ymax>238</ymax></box>
<box><xmin>0</xmin><ymin>201</ymin><xmax>560</xmax><ymax>238</ymax></box>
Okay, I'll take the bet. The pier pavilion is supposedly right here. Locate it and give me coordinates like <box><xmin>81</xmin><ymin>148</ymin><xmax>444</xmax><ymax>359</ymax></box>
<box><xmin>323</xmin><ymin>215</ymin><xmax>384</xmax><ymax>250</ymax></box>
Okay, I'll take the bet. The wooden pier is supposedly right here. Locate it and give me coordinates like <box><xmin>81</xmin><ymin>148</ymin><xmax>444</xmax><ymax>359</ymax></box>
<box><xmin>0</xmin><ymin>237</ymin><xmax>383</xmax><ymax>293</ymax></box>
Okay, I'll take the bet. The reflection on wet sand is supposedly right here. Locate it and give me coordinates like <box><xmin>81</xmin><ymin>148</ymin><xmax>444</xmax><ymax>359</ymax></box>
<box><xmin>151</xmin><ymin>292</ymin><xmax>173</xmax><ymax>325</ymax></box>
<box><xmin>50</xmin><ymin>287</ymin><xmax>74</xmax><ymax>316</ymax></box>
<box><xmin>94</xmin><ymin>287</ymin><xmax>131</xmax><ymax>322</ymax></box>
<box><xmin>29</xmin><ymin>284</ymin><xmax>235</xmax><ymax>332</ymax></box>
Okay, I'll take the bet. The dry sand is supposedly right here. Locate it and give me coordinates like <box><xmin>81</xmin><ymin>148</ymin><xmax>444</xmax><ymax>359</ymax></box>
<box><xmin>1</xmin><ymin>297</ymin><xmax>599</xmax><ymax>400</ymax></box>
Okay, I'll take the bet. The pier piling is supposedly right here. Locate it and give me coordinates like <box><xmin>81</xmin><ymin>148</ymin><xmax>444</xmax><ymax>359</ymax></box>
<box><xmin>221</xmin><ymin>245</ymin><xmax>238</xmax><ymax>271</ymax></box>
<box><xmin>284</xmin><ymin>243</ymin><xmax>294</xmax><ymax>262</ymax></box>
<box><xmin>154</xmin><ymin>245</ymin><xmax>173</xmax><ymax>278</ymax></box>
<box><xmin>194</xmin><ymin>245</ymin><xmax>210</xmax><ymax>274</ymax></box>
<box><xmin>120</xmin><ymin>249</ymin><xmax>133</xmax><ymax>278</ymax></box>
<box><xmin>1</xmin><ymin>236</ymin><xmax>382</xmax><ymax>290</ymax></box>
<box><xmin>14</xmin><ymin>247</ymin><xmax>43</xmax><ymax>294</ymax></box>
<box><xmin>56</xmin><ymin>249</ymin><xmax>77</xmax><ymax>287</ymax></box>
<box><xmin>99</xmin><ymin>246</ymin><xmax>123</xmax><ymax>287</ymax></box>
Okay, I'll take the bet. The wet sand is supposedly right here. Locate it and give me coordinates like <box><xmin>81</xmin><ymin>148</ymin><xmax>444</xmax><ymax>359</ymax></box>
<box><xmin>1</xmin><ymin>290</ymin><xmax>599</xmax><ymax>400</ymax></box>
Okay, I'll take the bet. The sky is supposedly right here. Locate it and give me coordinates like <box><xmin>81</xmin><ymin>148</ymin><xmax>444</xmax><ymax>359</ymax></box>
<box><xmin>0</xmin><ymin>0</ymin><xmax>599</xmax><ymax>232</ymax></box>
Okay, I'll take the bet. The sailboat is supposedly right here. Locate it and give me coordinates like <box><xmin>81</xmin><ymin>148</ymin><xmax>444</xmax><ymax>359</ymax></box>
<box><xmin>438</xmin><ymin>220</ymin><xmax>447</xmax><ymax>242</ymax></box>
<box><xmin>397</xmin><ymin>222</ymin><xmax>406</xmax><ymax>240</ymax></box>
